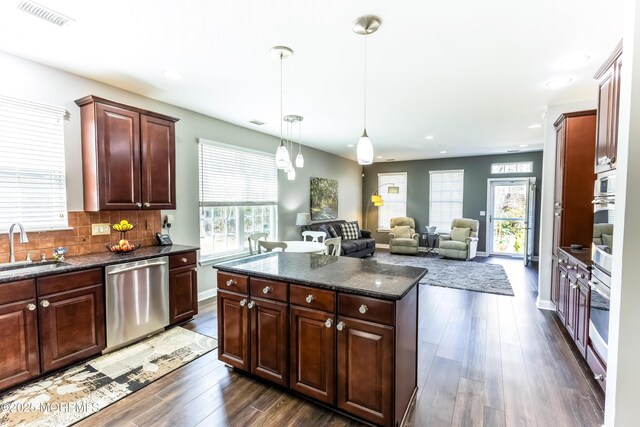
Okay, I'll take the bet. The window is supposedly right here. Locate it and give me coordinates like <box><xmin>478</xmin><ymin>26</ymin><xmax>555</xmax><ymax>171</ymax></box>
<box><xmin>198</xmin><ymin>139</ymin><xmax>278</xmax><ymax>259</ymax></box>
<box><xmin>491</xmin><ymin>161</ymin><xmax>533</xmax><ymax>174</ymax></box>
<box><xmin>377</xmin><ymin>172</ymin><xmax>407</xmax><ymax>231</ymax></box>
<box><xmin>0</xmin><ymin>95</ymin><xmax>68</xmax><ymax>231</ymax></box>
<box><xmin>429</xmin><ymin>170</ymin><xmax>464</xmax><ymax>232</ymax></box>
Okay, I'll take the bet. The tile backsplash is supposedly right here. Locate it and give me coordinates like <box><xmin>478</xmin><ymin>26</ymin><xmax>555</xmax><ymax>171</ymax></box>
<box><xmin>0</xmin><ymin>210</ymin><xmax>162</xmax><ymax>264</ymax></box>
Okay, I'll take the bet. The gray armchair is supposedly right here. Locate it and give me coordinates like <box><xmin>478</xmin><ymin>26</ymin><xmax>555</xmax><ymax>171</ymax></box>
<box><xmin>389</xmin><ymin>217</ymin><xmax>420</xmax><ymax>255</ymax></box>
<box><xmin>438</xmin><ymin>218</ymin><xmax>479</xmax><ymax>260</ymax></box>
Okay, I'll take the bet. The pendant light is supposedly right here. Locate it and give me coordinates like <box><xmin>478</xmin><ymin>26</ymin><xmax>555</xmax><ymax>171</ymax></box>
<box><xmin>295</xmin><ymin>117</ymin><xmax>304</xmax><ymax>168</ymax></box>
<box><xmin>284</xmin><ymin>114</ymin><xmax>305</xmax><ymax>169</ymax></box>
<box><xmin>353</xmin><ymin>15</ymin><xmax>381</xmax><ymax>165</ymax></box>
<box><xmin>271</xmin><ymin>46</ymin><xmax>293</xmax><ymax>169</ymax></box>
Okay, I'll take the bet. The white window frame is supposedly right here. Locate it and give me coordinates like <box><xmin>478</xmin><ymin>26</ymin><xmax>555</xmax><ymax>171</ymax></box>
<box><xmin>490</xmin><ymin>161</ymin><xmax>533</xmax><ymax>174</ymax></box>
<box><xmin>428</xmin><ymin>169</ymin><xmax>464</xmax><ymax>233</ymax></box>
<box><xmin>376</xmin><ymin>172</ymin><xmax>408</xmax><ymax>232</ymax></box>
<box><xmin>198</xmin><ymin>139</ymin><xmax>278</xmax><ymax>262</ymax></box>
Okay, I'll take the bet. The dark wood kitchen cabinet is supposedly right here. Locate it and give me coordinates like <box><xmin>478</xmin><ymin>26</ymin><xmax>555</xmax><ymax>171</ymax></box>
<box><xmin>169</xmin><ymin>252</ymin><xmax>199</xmax><ymax>325</ymax></box>
<box><xmin>556</xmin><ymin>261</ymin><xmax>569</xmax><ymax>324</ymax></box>
<box><xmin>37</xmin><ymin>269</ymin><xmax>105</xmax><ymax>373</ymax></box>
<box><xmin>217</xmin><ymin>289</ymin><xmax>250</xmax><ymax>371</ymax></box>
<box><xmin>250</xmin><ymin>297</ymin><xmax>288</xmax><ymax>387</ymax></box>
<box><xmin>575</xmin><ymin>280</ymin><xmax>590</xmax><ymax>357</ymax></box>
<box><xmin>0</xmin><ymin>279</ymin><xmax>39</xmax><ymax>391</ymax></box>
<box><xmin>75</xmin><ymin>95</ymin><xmax>179</xmax><ymax>211</ymax></box>
<box><xmin>594</xmin><ymin>40</ymin><xmax>622</xmax><ymax>173</ymax></box>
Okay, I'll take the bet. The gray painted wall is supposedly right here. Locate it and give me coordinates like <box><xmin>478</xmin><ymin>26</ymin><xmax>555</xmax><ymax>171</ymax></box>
<box><xmin>362</xmin><ymin>151</ymin><xmax>544</xmax><ymax>255</ymax></box>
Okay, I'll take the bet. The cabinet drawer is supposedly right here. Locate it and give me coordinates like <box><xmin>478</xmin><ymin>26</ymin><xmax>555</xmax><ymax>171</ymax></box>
<box><xmin>0</xmin><ymin>279</ymin><xmax>35</xmax><ymax>305</ymax></box>
<box><xmin>587</xmin><ymin>344</ymin><xmax>607</xmax><ymax>391</ymax></box>
<box><xmin>290</xmin><ymin>284</ymin><xmax>335</xmax><ymax>312</ymax></box>
<box><xmin>338</xmin><ymin>293</ymin><xmax>395</xmax><ymax>326</ymax></box>
<box><xmin>250</xmin><ymin>278</ymin><xmax>287</xmax><ymax>303</ymax></box>
<box><xmin>218</xmin><ymin>272</ymin><xmax>248</xmax><ymax>294</ymax></box>
<box><xmin>169</xmin><ymin>251</ymin><xmax>197</xmax><ymax>269</ymax></box>
<box><xmin>37</xmin><ymin>268</ymin><xmax>102</xmax><ymax>296</ymax></box>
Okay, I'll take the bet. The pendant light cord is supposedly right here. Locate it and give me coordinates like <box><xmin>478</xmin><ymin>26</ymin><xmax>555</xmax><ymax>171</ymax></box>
<box><xmin>280</xmin><ymin>53</ymin><xmax>283</xmax><ymax>143</ymax></box>
<box><xmin>298</xmin><ymin>122</ymin><xmax>302</xmax><ymax>154</ymax></box>
<box><xmin>364</xmin><ymin>32</ymin><xmax>367</xmax><ymax>130</ymax></box>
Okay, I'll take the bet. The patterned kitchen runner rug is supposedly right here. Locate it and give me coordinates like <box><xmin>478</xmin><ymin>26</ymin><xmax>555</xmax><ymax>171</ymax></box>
<box><xmin>0</xmin><ymin>327</ymin><xmax>217</xmax><ymax>427</ymax></box>
<box><xmin>374</xmin><ymin>251</ymin><xmax>515</xmax><ymax>296</ymax></box>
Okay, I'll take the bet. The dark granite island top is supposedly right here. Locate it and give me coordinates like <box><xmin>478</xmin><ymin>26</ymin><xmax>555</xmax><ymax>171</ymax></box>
<box><xmin>214</xmin><ymin>252</ymin><xmax>427</xmax><ymax>300</ymax></box>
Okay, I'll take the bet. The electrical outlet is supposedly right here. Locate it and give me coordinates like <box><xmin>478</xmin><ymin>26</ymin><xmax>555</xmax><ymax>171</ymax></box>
<box><xmin>91</xmin><ymin>223</ymin><xmax>111</xmax><ymax>236</ymax></box>
<box><xmin>480</xmin><ymin>211</ymin><xmax>486</xmax><ymax>216</ymax></box>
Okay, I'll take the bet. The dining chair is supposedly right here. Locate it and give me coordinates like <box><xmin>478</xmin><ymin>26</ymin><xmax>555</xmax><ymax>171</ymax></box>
<box><xmin>247</xmin><ymin>232</ymin><xmax>268</xmax><ymax>255</ymax></box>
<box><xmin>302</xmin><ymin>230</ymin><xmax>327</xmax><ymax>243</ymax></box>
<box><xmin>258</xmin><ymin>241</ymin><xmax>287</xmax><ymax>253</ymax></box>
<box><xmin>324</xmin><ymin>237</ymin><xmax>342</xmax><ymax>256</ymax></box>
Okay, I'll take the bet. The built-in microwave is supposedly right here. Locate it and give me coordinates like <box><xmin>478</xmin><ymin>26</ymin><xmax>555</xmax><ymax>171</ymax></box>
<box><xmin>592</xmin><ymin>171</ymin><xmax>615</xmax><ymax>274</ymax></box>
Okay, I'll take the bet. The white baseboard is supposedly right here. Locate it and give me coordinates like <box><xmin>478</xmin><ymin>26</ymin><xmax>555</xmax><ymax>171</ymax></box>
<box><xmin>536</xmin><ymin>298</ymin><xmax>556</xmax><ymax>311</ymax></box>
<box><xmin>476</xmin><ymin>251</ymin><xmax>488</xmax><ymax>257</ymax></box>
<box><xmin>375</xmin><ymin>243</ymin><xmax>390</xmax><ymax>249</ymax></box>
<box><xmin>198</xmin><ymin>289</ymin><xmax>217</xmax><ymax>302</ymax></box>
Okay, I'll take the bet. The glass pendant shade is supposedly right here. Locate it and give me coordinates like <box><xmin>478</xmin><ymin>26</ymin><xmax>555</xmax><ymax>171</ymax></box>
<box><xmin>357</xmin><ymin>130</ymin><xmax>373</xmax><ymax>165</ymax></box>
<box><xmin>275</xmin><ymin>141</ymin><xmax>290</xmax><ymax>169</ymax></box>
<box><xmin>295</xmin><ymin>153</ymin><xmax>304</xmax><ymax>168</ymax></box>
<box><xmin>287</xmin><ymin>166</ymin><xmax>296</xmax><ymax>180</ymax></box>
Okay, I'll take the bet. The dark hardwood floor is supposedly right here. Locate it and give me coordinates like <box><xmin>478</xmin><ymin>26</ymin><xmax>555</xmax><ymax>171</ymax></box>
<box><xmin>78</xmin><ymin>255</ymin><xmax>605</xmax><ymax>427</ymax></box>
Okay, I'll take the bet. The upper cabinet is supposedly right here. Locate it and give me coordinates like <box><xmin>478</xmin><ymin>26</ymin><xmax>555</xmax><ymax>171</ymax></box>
<box><xmin>594</xmin><ymin>41</ymin><xmax>623</xmax><ymax>174</ymax></box>
<box><xmin>75</xmin><ymin>95</ymin><xmax>179</xmax><ymax>211</ymax></box>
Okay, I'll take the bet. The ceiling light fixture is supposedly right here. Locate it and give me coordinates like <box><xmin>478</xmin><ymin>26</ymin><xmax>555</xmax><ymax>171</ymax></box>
<box><xmin>520</xmin><ymin>144</ymin><xmax>529</xmax><ymax>147</ymax></box>
<box><xmin>270</xmin><ymin>46</ymin><xmax>293</xmax><ymax>170</ymax></box>
<box><xmin>528</xmin><ymin>124</ymin><xmax>542</xmax><ymax>129</ymax></box>
<box><xmin>559</xmin><ymin>53</ymin><xmax>591</xmax><ymax>68</ymax></box>
<box><xmin>347</xmin><ymin>144</ymin><xmax>355</xmax><ymax>147</ymax></box>
<box><xmin>353</xmin><ymin>15</ymin><xmax>381</xmax><ymax>166</ymax></box>
<box><xmin>284</xmin><ymin>114</ymin><xmax>304</xmax><ymax>175</ymax></box>
<box><xmin>376</xmin><ymin>156</ymin><xmax>383</xmax><ymax>159</ymax></box>
<box><xmin>440</xmin><ymin>150</ymin><xmax>447</xmax><ymax>154</ymax></box>
<box><xmin>425</xmin><ymin>136</ymin><xmax>435</xmax><ymax>140</ymax></box>
<box><xmin>162</xmin><ymin>70</ymin><xmax>183</xmax><ymax>80</ymax></box>
<box><xmin>545</xmin><ymin>77</ymin><xmax>574</xmax><ymax>88</ymax></box>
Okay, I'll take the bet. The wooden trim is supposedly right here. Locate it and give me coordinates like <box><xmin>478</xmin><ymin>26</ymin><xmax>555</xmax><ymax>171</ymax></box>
<box><xmin>74</xmin><ymin>95</ymin><xmax>180</xmax><ymax>123</ymax></box>
<box><xmin>594</xmin><ymin>40</ymin><xmax>623</xmax><ymax>79</ymax></box>
<box><xmin>553</xmin><ymin>110</ymin><xmax>597</xmax><ymax>127</ymax></box>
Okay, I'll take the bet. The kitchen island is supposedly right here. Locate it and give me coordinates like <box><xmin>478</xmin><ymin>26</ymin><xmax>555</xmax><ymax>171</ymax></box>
<box><xmin>214</xmin><ymin>253</ymin><xmax>427</xmax><ymax>427</ymax></box>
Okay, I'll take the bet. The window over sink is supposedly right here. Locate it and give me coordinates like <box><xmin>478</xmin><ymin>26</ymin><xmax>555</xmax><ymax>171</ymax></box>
<box><xmin>0</xmin><ymin>95</ymin><xmax>68</xmax><ymax>232</ymax></box>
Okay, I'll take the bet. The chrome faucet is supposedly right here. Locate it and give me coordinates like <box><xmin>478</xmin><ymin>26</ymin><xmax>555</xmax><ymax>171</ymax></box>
<box><xmin>8</xmin><ymin>223</ymin><xmax>29</xmax><ymax>263</ymax></box>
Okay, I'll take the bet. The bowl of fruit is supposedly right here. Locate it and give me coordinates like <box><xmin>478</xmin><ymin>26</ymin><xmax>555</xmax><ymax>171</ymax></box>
<box><xmin>106</xmin><ymin>238</ymin><xmax>141</xmax><ymax>254</ymax></box>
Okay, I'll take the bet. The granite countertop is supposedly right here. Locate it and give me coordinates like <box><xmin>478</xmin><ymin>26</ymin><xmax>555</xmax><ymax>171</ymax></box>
<box><xmin>559</xmin><ymin>247</ymin><xmax>593</xmax><ymax>267</ymax></box>
<box><xmin>214</xmin><ymin>252</ymin><xmax>427</xmax><ymax>300</ymax></box>
<box><xmin>0</xmin><ymin>244</ymin><xmax>199</xmax><ymax>284</ymax></box>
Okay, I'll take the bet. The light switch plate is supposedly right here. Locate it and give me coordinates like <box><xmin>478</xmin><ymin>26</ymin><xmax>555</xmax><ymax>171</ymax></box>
<box><xmin>480</xmin><ymin>211</ymin><xmax>486</xmax><ymax>216</ymax></box>
<box><xmin>91</xmin><ymin>223</ymin><xmax>111</xmax><ymax>236</ymax></box>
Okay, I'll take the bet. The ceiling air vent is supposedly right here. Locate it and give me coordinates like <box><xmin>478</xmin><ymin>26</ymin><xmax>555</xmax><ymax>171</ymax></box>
<box><xmin>249</xmin><ymin>119</ymin><xmax>265</xmax><ymax>126</ymax></box>
<box><xmin>17</xmin><ymin>0</ymin><xmax>75</xmax><ymax>26</ymax></box>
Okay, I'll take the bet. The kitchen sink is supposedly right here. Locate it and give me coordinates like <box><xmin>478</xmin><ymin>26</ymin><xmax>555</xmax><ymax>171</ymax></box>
<box><xmin>0</xmin><ymin>260</ymin><xmax>70</xmax><ymax>273</ymax></box>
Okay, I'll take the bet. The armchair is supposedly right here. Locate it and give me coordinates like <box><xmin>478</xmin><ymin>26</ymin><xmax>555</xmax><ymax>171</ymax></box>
<box><xmin>389</xmin><ymin>217</ymin><xmax>420</xmax><ymax>255</ymax></box>
<box><xmin>438</xmin><ymin>218</ymin><xmax>479</xmax><ymax>260</ymax></box>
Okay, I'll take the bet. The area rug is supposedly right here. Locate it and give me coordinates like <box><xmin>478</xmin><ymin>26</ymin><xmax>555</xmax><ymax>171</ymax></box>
<box><xmin>0</xmin><ymin>327</ymin><xmax>217</xmax><ymax>427</ymax></box>
<box><xmin>374</xmin><ymin>252</ymin><xmax>514</xmax><ymax>296</ymax></box>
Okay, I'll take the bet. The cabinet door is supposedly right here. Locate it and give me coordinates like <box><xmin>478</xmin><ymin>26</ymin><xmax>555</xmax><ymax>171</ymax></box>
<box><xmin>595</xmin><ymin>66</ymin><xmax>614</xmax><ymax>173</ymax></box>
<box><xmin>557</xmin><ymin>268</ymin><xmax>568</xmax><ymax>324</ymax></box>
<box><xmin>574</xmin><ymin>281</ymin><xmax>590</xmax><ymax>357</ymax></box>
<box><xmin>565</xmin><ymin>278</ymin><xmax>578</xmax><ymax>339</ymax></box>
<box><xmin>290</xmin><ymin>306</ymin><xmax>335</xmax><ymax>404</ymax></box>
<box><xmin>169</xmin><ymin>265</ymin><xmax>198</xmax><ymax>325</ymax></box>
<box><xmin>551</xmin><ymin>257</ymin><xmax>559</xmax><ymax>307</ymax></box>
<box><xmin>141</xmin><ymin>114</ymin><xmax>176</xmax><ymax>209</ymax></box>
<box><xmin>39</xmin><ymin>284</ymin><xmax>106</xmax><ymax>373</ymax></box>
<box><xmin>0</xmin><ymin>300</ymin><xmax>39</xmax><ymax>391</ymax></box>
<box><xmin>608</xmin><ymin>56</ymin><xmax>622</xmax><ymax>169</ymax></box>
<box><xmin>96</xmin><ymin>103</ymin><xmax>141</xmax><ymax>209</ymax></box>
<box><xmin>217</xmin><ymin>290</ymin><xmax>250</xmax><ymax>371</ymax></box>
<box><xmin>337</xmin><ymin>316</ymin><xmax>393</xmax><ymax>427</ymax></box>
<box><xmin>553</xmin><ymin>123</ymin><xmax>565</xmax><ymax>249</ymax></box>
<box><xmin>250</xmin><ymin>297</ymin><xmax>288</xmax><ymax>387</ymax></box>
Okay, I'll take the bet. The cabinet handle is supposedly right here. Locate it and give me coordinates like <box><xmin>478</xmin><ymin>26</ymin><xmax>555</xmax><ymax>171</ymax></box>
<box><xmin>181</xmin><ymin>257</ymin><xmax>188</xmax><ymax>263</ymax></box>
<box><xmin>305</xmin><ymin>294</ymin><xmax>315</xmax><ymax>303</ymax></box>
<box><xmin>594</xmin><ymin>374</ymin><xmax>606</xmax><ymax>381</ymax></box>
<box><xmin>247</xmin><ymin>301</ymin><xmax>256</xmax><ymax>309</ymax></box>
<box><xmin>359</xmin><ymin>304</ymin><xmax>369</xmax><ymax>314</ymax></box>
<box><xmin>226</xmin><ymin>279</ymin><xmax>236</xmax><ymax>287</ymax></box>
<box><xmin>27</xmin><ymin>303</ymin><xmax>36</xmax><ymax>311</ymax></box>
<box><xmin>262</xmin><ymin>286</ymin><xmax>272</xmax><ymax>294</ymax></box>
<box><xmin>325</xmin><ymin>318</ymin><xmax>333</xmax><ymax>328</ymax></box>
<box><xmin>239</xmin><ymin>299</ymin><xmax>247</xmax><ymax>307</ymax></box>
<box><xmin>136</xmin><ymin>202</ymin><xmax>142</xmax><ymax>208</ymax></box>
<box><xmin>40</xmin><ymin>300</ymin><xmax>50</xmax><ymax>308</ymax></box>
<box><xmin>144</xmin><ymin>202</ymin><xmax>151</xmax><ymax>207</ymax></box>
<box><xmin>336</xmin><ymin>321</ymin><xmax>345</xmax><ymax>331</ymax></box>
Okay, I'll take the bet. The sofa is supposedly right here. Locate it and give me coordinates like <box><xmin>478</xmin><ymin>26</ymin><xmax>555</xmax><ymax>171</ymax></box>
<box><xmin>438</xmin><ymin>218</ymin><xmax>480</xmax><ymax>260</ymax></box>
<box><xmin>389</xmin><ymin>217</ymin><xmax>420</xmax><ymax>255</ymax></box>
<box><xmin>301</xmin><ymin>220</ymin><xmax>375</xmax><ymax>258</ymax></box>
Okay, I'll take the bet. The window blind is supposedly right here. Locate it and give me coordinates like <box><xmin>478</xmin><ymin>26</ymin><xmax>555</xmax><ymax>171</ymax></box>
<box><xmin>377</xmin><ymin>172</ymin><xmax>407</xmax><ymax>231</ymax></box>
<box><xmin>429</xmin><ymin>170</ymin><xmax>464</xmax><ymax>232</ymax></box>
<box><xmin>0</xmin><ymin>95</ymin><xmax>68</xmax><ymax>231</ymax></box>
<box><xmin>198</xmin><ymin>139</ymin><xmax>278</xmax><ymax>206</ymax></box>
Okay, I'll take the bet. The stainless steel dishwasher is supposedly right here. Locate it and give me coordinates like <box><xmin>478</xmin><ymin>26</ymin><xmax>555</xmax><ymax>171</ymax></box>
<box><xmin>105</xmin><ymin>256</ymin><xmax>169</xmax><ymax>351</ymax></box>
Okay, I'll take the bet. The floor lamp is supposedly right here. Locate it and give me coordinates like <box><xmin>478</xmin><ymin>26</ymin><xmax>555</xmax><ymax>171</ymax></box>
<box><xmin>364</xmin><ymin>183</ymin><xmax>399</xmax><ymax>230</ymax></box>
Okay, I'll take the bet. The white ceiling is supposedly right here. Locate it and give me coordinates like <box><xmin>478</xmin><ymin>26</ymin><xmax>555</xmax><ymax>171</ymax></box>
<box><xmin>0</xmin><ymin>0</ymin><xmax>624</xmax><ymax>162</ymax></box>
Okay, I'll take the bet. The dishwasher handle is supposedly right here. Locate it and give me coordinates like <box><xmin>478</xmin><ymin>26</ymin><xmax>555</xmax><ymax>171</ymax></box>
<box><xmin>106</xmin><ymin>261</ymin><xmax>168</xmax><ymax>275</ymax></box>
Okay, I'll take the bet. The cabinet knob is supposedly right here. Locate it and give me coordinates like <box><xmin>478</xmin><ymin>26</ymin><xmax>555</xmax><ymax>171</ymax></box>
<box><xmin>247</xmin><ymin>301</ymin><xmax>256</xmax><ymax>309</ymax></box>
<box><xmin>570</xmin><ymin>282</ymin><xmax>578</xmax><ymax>289</ymax></box>
<box><xmin>192</xmin><ymin>267</ymin><xmax>198</xmax><ymax>272</ymax></box>
<box><xmin>226</xmin><ymin>279</ymin><xmax>236</xmax><ymax>287</ymax></box>
<box><xmin>325</xmin><ymin>318</ymin><xmax>333</xmax><ymax>328</ymax></box>
<box><xmin>239</xmin><ymin>299</ymin><xmax>247</xmax><ymax>307</ymax></box>
<box><xmin>576</xmin><ymin>273</ymin><xmax>585</xmax><ymax>279</ymax></box>
<box><xmin>136</xmin><ymin>202</ymin><xmax>142</xmax><ymax>208</ymax></box>
<box><xmin>40</xmin><ymin>300</ymin><xmax>50</xmax><ymax>308</ymax></box>
<box><xmin>561</xmin><ymin>273</ymin><xmax>567</xmax><ymax>278</ymax></box>
<box><xmin>305</xmin><ymin>294</ymin><xmax>315</xmax><ymax>303</ymax></box>
<box><xmin>181</xmin><ymin>257</ymin><xmax>188</xmax><ymax>263</ymax></box>
<box><xmin>27</xmin><ymin>303</ymin><xmax>36</xmax><ymax>311</ymax></box>
<box><xmin>144</xmin><ymin>202</ymin><xmax>151</xmax><ymax>207</ymax></box>
<box><xmin>558</xmin><ymin>259</ymin><xmax>565</xmax><ymax>264</ymax></box>
<box><xmin>336</xmin><ymin>321</ymin><xmax>345</xmax><ymax>331</ymax></box>
<box><xmin>359</xmin><ymin>304</ymin><xmax>368</xmax><ymax>314</ymax></box>
<box><xmin>554</xmin><ymin>213</ymin><xmax>560</xmax><ymax>217</ymax></box>
<box><xmin>262</xmin><ymin>286</ymin><xmax>272</xmax><ymax>294</ymax></box>
<box><xmin>554</xmin><ymin>202</ymin><xmax>560</xmax><ymax>207</ymax></box>
<box><xmin>594</xmin><ymin>374</ymin><xmax>606</xmax><ymax>381</ymax></box>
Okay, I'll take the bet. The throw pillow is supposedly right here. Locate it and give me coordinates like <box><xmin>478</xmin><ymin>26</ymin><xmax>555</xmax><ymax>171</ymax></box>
<box><xmin>392</xmin><ymin>225</ymin><xmax>411</xmax><ymax>238</ymax></box>
<box><xmin>349</xmin><ymin>221</ymin><xmax>363</xmax><ymax>237</ymax></box>
<box><xmin>340</xmin><ymin>222</ymin><xmax>360</xmax><ymax>240</ymax></box>
<box><xmin>450</xmin><ymin>227</ymin><xmax>471</xmax><ymax>242</ymax></box>
<box><xmin>326</xmin><ymin>224</ymin><xmax>339</xmax><ymax>238</ymax></box>
<box><xmin>318</xmin><ymin>224</ymin><xmax>330</xmax><ymax>237</ymax></box>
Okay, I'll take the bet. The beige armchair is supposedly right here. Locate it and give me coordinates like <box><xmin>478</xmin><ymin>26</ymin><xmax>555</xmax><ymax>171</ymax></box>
<box><xmin>438</xmin><ymin>218</ymin><xmax>479</xmax><ymax>260</ymax></box>
<box><xmin>389</xmin><ymin>217</ymin><xmax>420</xmax><ymax>255</ymax></box>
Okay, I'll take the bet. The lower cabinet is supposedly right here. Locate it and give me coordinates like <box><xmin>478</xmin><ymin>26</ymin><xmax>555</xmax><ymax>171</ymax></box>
<box><xmin>250</xmin><ymin>297</ymin><xmax>288</xmax><ymax>387</ymax></box>
<box><xmin>217</xmin><ymin>290</ymin><xmax>250</xmax><ymax>371</ymax></box>
<box><xmin>169</xmin><ymin>251</ymin><xmax>199</xmax><ymax>325</ymax></box>
<box><xmin>574</xmin><ymin>281</ymin><xmax>590</xmax><ymax>358</ymax></box>
<box><xmin>557</xmin><ymin>266</ymin><xmax>569</xmax><ymax>324</ymax></box>
<box><xmin>565</xmin><ymin>276</ymin><xmax>578</xmax><ymax>340</ymax></box>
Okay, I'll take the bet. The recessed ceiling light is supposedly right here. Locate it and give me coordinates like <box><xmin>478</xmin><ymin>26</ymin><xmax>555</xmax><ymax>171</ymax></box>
<box><xmin>249</xmin><ymin>119</ymin><xmax>265</xmax><ymax>126</ymax></box>
<box><xmin>439</xmin><ymin>150</ymin><xmax>447</xmax><ymax>154</ymax></box>
<box><xmin>425</xmin><ymin>136</ymin><xmax>434</xmax><ymax>140</ymax></box>
<box><xmin>386</xmin><ymin>159</ymin><xmax>396</xmax><ymax>161</ymax></box>
<box><xmin>347</xmin><ymin>144</ymin><xmax>354</xmax><ymax>147</ymax></box>
<box><xmin>376</xmin><ymin>156</ymin><xmax>383</xmax><ymax>159</ymax></box>
<box><xmin>559</xmin><ymin>53</ymin><xmax>591</xmax><ymax>69</ymax></box>
<box><xmin>507</xmin><ymin>149</ymin><xmax>520</xmax><ymax>153</ymax></box>
<box><xmin>162</xmin><ymin>70</ymin><xmax>183</xmax><ymax>80</ymax></box>
<box><xmin>545</xmin><ymin>77</ymin><xmax>573</xmax><ymax>88</ymax></box>
<box><xmin>528</xmin><ymin>124</ymin><xmax>542</xmax><ymax>129</ymax></box>
<box><xmin>520</xmin><ymin>144</ymin><xmax>529</xmax><ymax>147</ymax></box>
